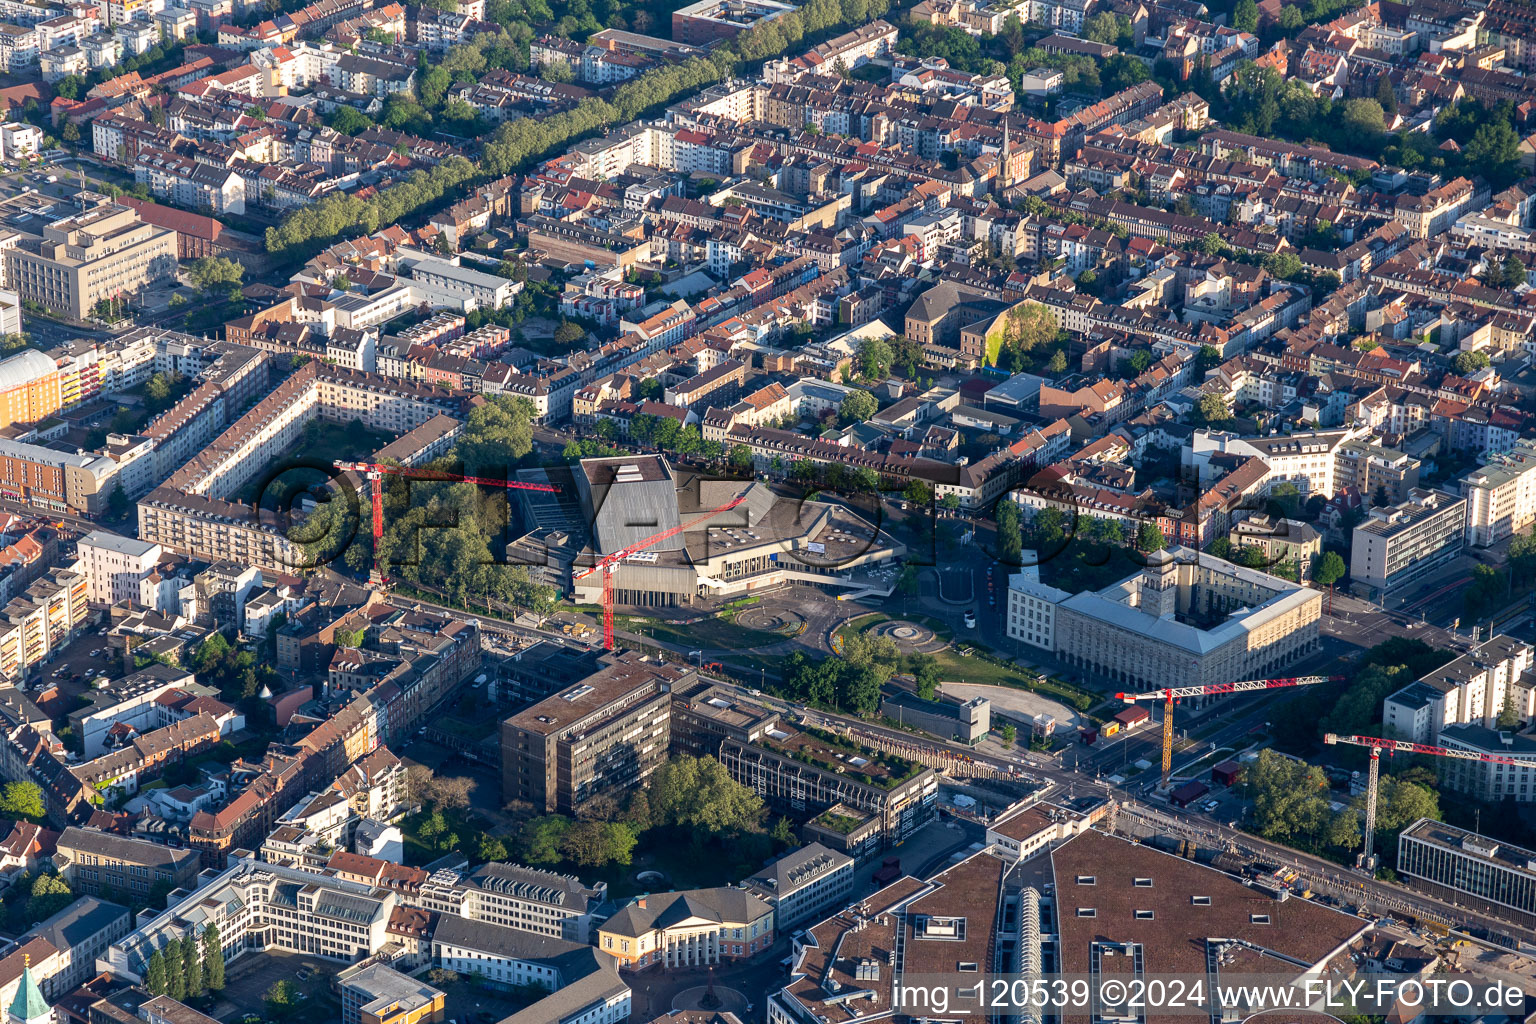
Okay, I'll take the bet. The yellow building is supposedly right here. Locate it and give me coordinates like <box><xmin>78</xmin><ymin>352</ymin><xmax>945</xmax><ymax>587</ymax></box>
<box><xmin>337</xmin><ymin>964</ymin><xmax>445</xmax><ymax>1024</ymax></box>
<box><xmin>597</xmin><ymin>887</ymin><xmax>773</xmax><ymax>971</ymax></box>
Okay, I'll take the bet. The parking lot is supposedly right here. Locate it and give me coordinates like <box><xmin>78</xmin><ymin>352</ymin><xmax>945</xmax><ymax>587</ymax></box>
<box><xmin>208</xmin><ymin>950</ymin><xmax>339</xmax><ymax>1024</ymax></box>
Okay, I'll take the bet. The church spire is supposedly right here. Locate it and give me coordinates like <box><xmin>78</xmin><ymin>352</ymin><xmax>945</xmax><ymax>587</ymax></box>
<box><xmin>998</xmin><ymin>115</ymin><xmax>1013</xmax><ymax>194</ymax></box>
<box><xmin>9</xmin><ymin>958</ymin><xmax>51</xmax><ymax>1024</ymax></box>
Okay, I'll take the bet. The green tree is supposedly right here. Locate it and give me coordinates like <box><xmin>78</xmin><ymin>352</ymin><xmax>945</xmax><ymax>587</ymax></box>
<box><xmin>106</xmin><ymin>483</ymin><xmax>129</xmax><ymax>519</ymax></box>
<box><xmin>1197</xmin><ymin>393</ymin><xmax>1231</xmax><ymax>425</ymax></box>
<box><xmin>328</xmin><ymin>106</ymin><xmax>373</xmax><ymax>134</ymax></box>
<box><xmin>940</xmin><ymin>494</ymin><xmax>961</xmax><ymax>512</ymax></box>
<box><xmin>265</xmin><ymin>980</ymin><xmax>299</xmax><ymax>1020</ymax></box>
<box><xmin>145</xmin><ymin>951</ymin><xmax>167</xmax><ymax>997</ymax></box>
<box><xmin>23</xmin><ymin>872</ymin><xmax>70</xmax><ymax>925</ymax></box>
<box><xmin>1342</xmin><ymin>98</ymin><xmax>1386</xmax><ymax>137</ymax></box>
<box><xmin>202</xmin><ymin>923</ymin><xmax>225</xmax><ymax>991</ymax></box>
<box><xmin>1247</xmin><ymin>750</ymin><xmax>1333</xmax><ymax>849</ymax></box>
<box><xmin>729</xmin><ymin>444</ymin><xmax>753</xmax><ymax>471</ymax></box>
<box><xmin>648</xmin><ymin>755</ymin><xmax>764</xmax><ymax>833</ymax></box>
<box><xmin>771</xmin><ymin>815</ymin><xmax>795</xmax><ymax>844</ymax></box>
<box><xmin>1498</xmin><ymin>692</ymin><xmax>1521</xmax><ymax>730</ymax></box>
<box><xmin>1465</xmin><ymin>119</ymin><xmax>1522</xmax><ymax>187</ymax></box>
<box><xmin>186</xmin><ymin>256</ymin><xmax>244</xmax><ymax>293</ymax></box>
<box><xmin>839</xmin><ymin>389</ymin><xmax>877</xmax><ymax>424</ymax></box>
<box><xmin>1195</xmin><ymin>344</ymin><xmax>1223</xmax><ymax>373</ymax></box>
<box><xmin>560</xmin><ymin>820</ymin><xmax>637</xmax><ymax>867</ymax></box>
<box><xmin>453</xmin><ymin>394</ymin><xmax>536</xmax><ymax>470</ymax></box>
<box><xmin>856</xmin><ymin>337</ymin><xmax>893</xmax><ymax>379</ymax></box>
<box><xmin>1313</xmin><ymin>550</ymin><xmax>1347</xmax><ymax>588</ymax></box>
<box><xmin>1136</xmin><ymin>521</ymin><xmax>1166</xmax><ymax>553</ymax></box>
<box><xmin>553</xmin><ymin>320</ymin><xmax>586</xmax><ymax>346</ymax></box>
<box><xmin>183</xmin><ymin>931</ymin><xmax>202</xmax><ymax>997</ymax></box>
<box><xmin>1279</xmin><ymin>4</ymin><xmax>1303</xmax><ymax>29</ymax></box>
<box><xmin>1233</xmin><ymin>0</ymin><xmax>1258</xmax><ymax>32</ymax></box>
<box><xmin>165</xmin><ymin>938</ymin><xmax>186</xmax><ymax>1001</ymax></box>
<box><xmin>1046</xmin><ymin>349</ymin><xmax>1068</xmax><ymax>374</ymax></box>
<box><xmin>518</xmin><ymin>815</ymin><xmax>572</xmax><ymax>865</ymax></box>
<box><xmin>999</xmin><ymin>722</ymin><xmax>1017</xmax><ymax>744</ymax></box>
<box><xmin>1454</xmin><ymin>349</ymin><xmax>1491</xmax><ymax>375</ymax></box>
<box><xmin>904</xmin><ymin>480</ymin><xmax>933</xmax><ymax>506</ymax></box>
<box><xmin>0</xmin><ymin>781</ymin><xmax>44</xmax><ymax>821</ymax></box>
<box><xmin>996</xmin><ymin>498</ymin><xmax>1022</xmax><ymax>564</ymax></box>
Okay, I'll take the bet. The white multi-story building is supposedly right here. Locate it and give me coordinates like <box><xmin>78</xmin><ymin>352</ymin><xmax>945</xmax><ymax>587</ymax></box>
<box><xmin>1462</xmin><ymin>439</ymin><xmax>1536</xmax><ymax>548</ymax></box>
<box><xmin>1184</xmin><ymin>428</ymin><xmax>1359</xmax><ymax>497</ymax></box>
<box><xmin>1383</xmin><ymin>634</ymin><xmax>1533</xmax><ymax>744</ymax></box>
<box><xmin>76</xmin><ymin>530</ymin><xmax>161</xmax><ymax>606</ymax></box>
<box><xmin>1006</xmin><ymin>553</ymin><xmax>1072</xmax><ymax>651</ymax></box>
<box><xmin>0</xmin><ymin>122</ymin><xmax>42</xmax><ymax>161</ymax></box>
<box><xmin>0</xmin><ymin>25</ymin><xmax>40</xmax><ymax>72</ymax></box>
<box><xmin>738</xmin><ymin>843</ymin><xmax>854</xmax><ymax>931</ymax></box>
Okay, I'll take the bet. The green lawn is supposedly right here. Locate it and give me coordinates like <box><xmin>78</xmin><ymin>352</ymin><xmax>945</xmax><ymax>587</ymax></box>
<box><xmin>619</xmin><ymin>615</ymin><xmax>784</xmax><ymax>650</ymax></box>
<box><xmin>834</xmin><ymin>614</ymin><xmax>1098</xmax><ymax>710</ymax></box>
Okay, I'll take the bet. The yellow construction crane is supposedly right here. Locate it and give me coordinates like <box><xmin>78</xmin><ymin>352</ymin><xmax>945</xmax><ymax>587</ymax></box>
<box><xmin>1323</xmin><ymin>732</ymin><xmax>1521</xmax><ymax>872</ymax></box>
<box><xmin>1118</xmin><ymin>675</ymin><xmax>1343</xmax><ymax>788</ymax></box>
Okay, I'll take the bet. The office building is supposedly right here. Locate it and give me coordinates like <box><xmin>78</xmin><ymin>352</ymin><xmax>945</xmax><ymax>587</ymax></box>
<box><xmin>738</xmin><ymin>843</ymin><xmax>853</xmax><ymax>931</ymax></box>
<box><xmin>5</xmin><ymin>204</ymin><xmax>177</xmax><ymax>320</ymax></box>
<box><xmin>717</xmin><ymin>725</ymin><xmax>938</xmax><ymax>859</ymax></box>
<box><xmin>1350</xmin><ymin>488</ymin><xmax>1467</xmax><ymax>596</ymax></box>
<box><xmin>421</xmin><ymin>860</ymin><xmax>608</xmax><ymax>942</ymax></box>
<box><xmin>499</xmin><ymin>655</ymin><xmax>687</xmax><ymax>814</ymax></box>
<box><xmin>1016</xmin><ymin>547</ymin><xmax>1321</xmax><ymax>688</ymax></box>
<box><xmin>1398</xmin><ymin>819</ymin><xmax>1536</xmax><ymax>930</ymax></box>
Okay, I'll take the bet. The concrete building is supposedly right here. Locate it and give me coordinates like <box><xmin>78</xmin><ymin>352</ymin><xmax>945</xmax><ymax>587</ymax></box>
<box><xmin>77</xmin><ymin>531</ymin><xmax>162</xmax><ymax>607</ymax></box>
<box><xmin>671</xmin><ymin>0</ymin><xmax>796</xmax><ymax>44</ymax></box>
<box><xmin>1398</xmin><ymin>819</ymin><xmax>1536</xmax><ymax>929</ymax></box>
<box><xmin>1383</xmin><ymin>634</ymin><xmax>1533</xmax><ymax>744</ymax></box>
<box><xmin>429</xmin><ymin>915</ymin><xmax>590</xmax><ymax>988</ymax></box>
<box><xmin>1350</xmin><ymin>488</ymin><xmax>1467</xmax><ymax>596</ymax></box>
<box><xmin>426</xmin><ymin>860</ymin><xmax>608</xmax><ymax>942</ymax></box>
<box><xmin>878</xmin><ymin>690</ymin><xmax>990</xmax><ymax>743</ymax></box>
<box><xmin>1433</xmin><ymin>725</ymin><xmax>1536</xmax><ymax>802</ymax></box>
<box><xmin>1006</xmin><ymin>553</ymin><xmax>1071</xmax><ymax>650</ymax></box>
<box><xmin>5</xmin><ymin>204</ymin><xmax>177</xmax><ymax>320</ymax></box>
<box><xmin>104</xmin><ymin>855</ymin><xmax>400</xmax><ymax>981</ymax></box>
<box><xmin>499</xmin><ymin>655</ymin><xmax>689</xmax><ymax>814</ymax></box>
<box><xmin>1462</xmin><ymin>439</ymin><xmax>1536</xmax><ymax>548</ymax></box>
<box><xmin>717</xmin><ymin>725</ymin><xmax>938</xmax><ymax>859</ymax></box>
<box><xmin>738</xmin><ymin>843</ymin><xmax>853</xmax><ymax>931</ymax></box>
<box><xmin>1019</xmin><ymin>547</ymin><xmax>1322</xmax><ymax>688</ymax></box>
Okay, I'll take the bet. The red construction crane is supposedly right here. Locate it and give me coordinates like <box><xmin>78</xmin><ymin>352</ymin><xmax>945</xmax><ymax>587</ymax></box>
<box><xmin>1324</xmin><ymin>732</ymin><xmax>1520</xmax><ymax>872</ymax></box>
<box><xmin>574</xmin><ymin>491</ymin><xmax>749</xmax><ymax>650</ymax></box>
<box><xmin>1118</xmin><ymin>675</ymin><xmax>1343</xmax><ymax>788</ymax></box>
<box><xmin>334</xmin><ymin>461</ymin><xmax>559</xmax><ymax>586</ymax></box>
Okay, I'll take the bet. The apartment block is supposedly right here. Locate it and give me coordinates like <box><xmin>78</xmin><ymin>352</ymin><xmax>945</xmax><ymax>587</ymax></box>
<box><xmin>53</xmin><ymin>827</ymin><xmax>202</xmax><ymax>899</ymax></box>
<box><xmin>738</xmin><ymin>842</ymin><xmax>854</xmax><ymax>931</ymax></box>
<box><xmin>76</xmin><ymin>531</ymin><xmax>162</xmax><ymax>607</ymax></box>
<box><xmin>1462</xmin><ymin>439</ymin><xmax>1536</xmax><ymax>548</ymax></box>
<box><xmin>1382</xmin><ymin>634</ymin><xmax>1533</xmax><ymax>744</ymax></box>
